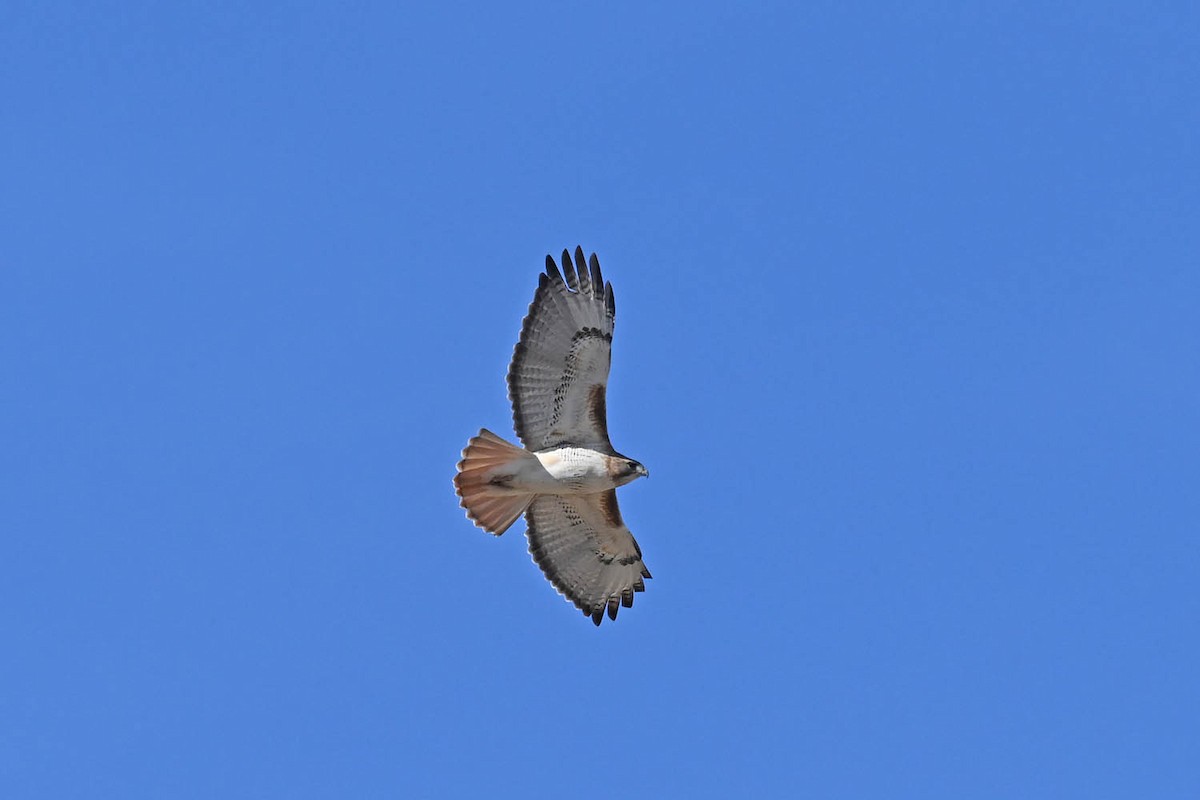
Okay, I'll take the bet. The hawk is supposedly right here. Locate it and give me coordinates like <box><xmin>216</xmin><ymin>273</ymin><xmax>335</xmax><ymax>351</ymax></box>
<box><xmin>454</xmin><ymin>247</ymin><xmax>651</xmax><ymax>625</ymax></box>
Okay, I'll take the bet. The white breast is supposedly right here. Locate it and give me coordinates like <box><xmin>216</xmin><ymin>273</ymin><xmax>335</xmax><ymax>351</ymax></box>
<box><xmin>534</xmin><ymin>447</ymin><xmax>614</xmax><ymax>492</ymax></box>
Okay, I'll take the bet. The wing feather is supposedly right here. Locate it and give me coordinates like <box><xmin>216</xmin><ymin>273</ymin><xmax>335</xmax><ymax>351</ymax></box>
<box><xmin>561</xmin><ymin>248</ymin><xmax>578</xmax><ymax>291</ymax></box>
<box><xmin>508</xmin><ymin>248</ymin><xmax>617</xmax><ymax>451</ymax></box>
<box><xmin>573</xmin><ymin>246</ymin><xmax>591</xmax><ymax>295</ymax></box>
<box><xmin>524</xmin><ymin>491</ymin><xmax>649</xmax><ymax>625</ymax></box>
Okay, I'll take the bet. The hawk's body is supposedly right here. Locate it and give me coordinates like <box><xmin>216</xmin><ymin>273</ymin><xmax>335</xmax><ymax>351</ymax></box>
<box><xmin>454</xmin><ymin>247</ymin><xmax>651</xmax><ymax>625</ymax></box>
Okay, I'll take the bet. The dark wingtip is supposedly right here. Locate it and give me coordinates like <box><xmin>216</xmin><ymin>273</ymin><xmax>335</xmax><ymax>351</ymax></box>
<box><xmin>545</xmin><ymin>254</ymin><xmax>561</xmax><ymax>282</ymax></box>
<box><xmin>588</xmin><ymin>253</ymin><xmax>603</xmax><ymax>298</ymax></box>
<box><xmin>607</xmin><ymin>598</ymin><xmax>619</xmax><ymax>621</ymax></box>
<box><xmin>573</xmin><ymin>246</ymin><xmax>590</xmax><ymax>294</ymax></box>
<box><xmin>591</xmin><ymin>608</ymin><xmax>603</xmax><ymax>626</ymax></box>
<box><xmin>561</xmin><ymin>248</ymin><xmax>578</xmax><ymax>291</ymax></box>
<box><xmin>605</xmin><ymin>282</ymin><xmax>615</xmax><ymax>318</ymax></box>
<box><xmin>641</xmin><ymin>566</ymin><xmax>653</xmax><ymax>579</ymax></box>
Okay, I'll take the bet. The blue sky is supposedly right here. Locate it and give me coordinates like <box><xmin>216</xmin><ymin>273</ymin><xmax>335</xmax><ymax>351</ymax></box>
<box><xmin>2</xmin><ymin>2</ymin><xmax>1197</xmax><ymax>797</ymax></box>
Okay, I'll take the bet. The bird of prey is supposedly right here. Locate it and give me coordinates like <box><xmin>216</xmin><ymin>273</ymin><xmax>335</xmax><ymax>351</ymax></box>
<box><xmin>454</xmin><ymin>247</ymin><xmax>651</xmax><ymax>625</ymax></box>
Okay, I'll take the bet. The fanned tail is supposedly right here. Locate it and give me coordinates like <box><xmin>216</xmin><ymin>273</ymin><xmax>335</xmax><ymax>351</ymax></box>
<box><xmin>453</xmin><ymin>429</ymin><xmax>537</xmax><ymax>535</ymax></box>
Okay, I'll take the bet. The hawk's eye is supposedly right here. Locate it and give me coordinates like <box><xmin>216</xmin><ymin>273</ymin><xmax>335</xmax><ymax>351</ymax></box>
<box><xmin>627</xmin><ymin>461</ymin><xmax>639</xmax><ymax>472</ymax></box>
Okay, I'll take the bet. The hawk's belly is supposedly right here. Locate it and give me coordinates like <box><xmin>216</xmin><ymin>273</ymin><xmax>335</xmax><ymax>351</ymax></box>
<box><xmin>523</xmin><ymin>447</ymin><xmax>615</xmax><ymax>494</ymax></box>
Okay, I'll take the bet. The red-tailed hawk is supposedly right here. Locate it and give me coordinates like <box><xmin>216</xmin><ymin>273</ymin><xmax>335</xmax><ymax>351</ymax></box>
<box><xmin>454</xmin><ymin>247</ymin><xmax>651</xmax><ymax>625</ymax></box>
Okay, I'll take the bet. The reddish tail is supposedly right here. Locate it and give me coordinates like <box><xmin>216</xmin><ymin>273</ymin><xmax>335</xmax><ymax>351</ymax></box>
<box><xmin>453</xmin><ymin>429</ymin><xmax>536</xmax><ymax>535</ymax></box>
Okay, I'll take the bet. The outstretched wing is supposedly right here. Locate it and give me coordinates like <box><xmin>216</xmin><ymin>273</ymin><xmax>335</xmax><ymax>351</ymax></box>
<box><xmin>507</xmin><ymin>246</ymin><xmax>616</xmax><ymax>452</ymax></box>
<box><xmin>524</xmin><ymin>491</ymin><xmax>651</xmax><ymax>625</ymax></box>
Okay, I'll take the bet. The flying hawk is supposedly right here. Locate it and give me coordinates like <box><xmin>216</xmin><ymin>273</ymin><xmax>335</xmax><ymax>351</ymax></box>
<box><xmin>454</xmin><ymin>247</ymin><xmax>651</xmax><ymax>625</ymax></box>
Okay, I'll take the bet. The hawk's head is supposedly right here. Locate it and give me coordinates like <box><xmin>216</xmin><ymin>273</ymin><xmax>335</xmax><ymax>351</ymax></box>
<box><xmin>613</xmin><ymin>457</ymin><xmax>649</xmax><ymax>486</ymax></box>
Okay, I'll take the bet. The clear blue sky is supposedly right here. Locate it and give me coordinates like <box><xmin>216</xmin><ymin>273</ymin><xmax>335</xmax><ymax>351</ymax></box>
<box><xmin>2</xmin><ymin>3</ymin><xmax>1197</xmax><ymax>798</ymax></box>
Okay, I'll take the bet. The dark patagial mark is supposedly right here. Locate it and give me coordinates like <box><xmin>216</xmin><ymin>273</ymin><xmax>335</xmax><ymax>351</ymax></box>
<box><xmin>587</xmin><ymin>384</ymin><xmax>610</xmax><ymax>444</ymax></box>
<box><xmin>597</xmin><ymin>489</ymin><xmax>622</xmax><ymax>528</ymax></box>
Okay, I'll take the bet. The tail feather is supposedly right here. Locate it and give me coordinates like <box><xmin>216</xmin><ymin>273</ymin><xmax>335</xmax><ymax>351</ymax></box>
<box><xmin>454</xmin><ymin>429</ymin><xmax>536</xmax><ymax>535</ymax></box>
